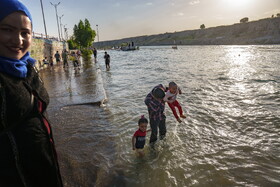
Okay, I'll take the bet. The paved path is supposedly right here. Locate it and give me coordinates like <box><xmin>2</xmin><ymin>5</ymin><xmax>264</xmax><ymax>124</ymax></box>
<box><xmin>38</xmin><ymin>60</ymin><xmax>115</xmax><ymax>186</ymax></box>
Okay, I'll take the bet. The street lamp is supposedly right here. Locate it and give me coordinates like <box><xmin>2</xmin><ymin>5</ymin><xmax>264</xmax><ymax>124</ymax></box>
<box><xmin>96</xmin><ymin>24</ymin><xmax>99</xmax><ymax>42</ymax></box>
<box><xmin>64</xmin><ymin>24</ymin><xmax>68</xmax><ymax>40</ymax></box>
<box><xmin>40</xmin><ymin>0</ymin><xmax>48</xmax><ymax>38</ymax></box>
<box><xmin>50</xmin><ymin>2</ymin><xmax>61</xmax><ymax>41</ymax></box>
<box><xmin>59</xmin><ymin>14</ymin><xmax>64</xmax><ymax>41</ymax></box>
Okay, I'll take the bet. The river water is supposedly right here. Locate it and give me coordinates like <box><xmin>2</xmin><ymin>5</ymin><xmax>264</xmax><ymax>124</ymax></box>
<box><xmin>43</xmin><ymin>45</ymin><xmax>280</xmax><ymax>187</ymax></box>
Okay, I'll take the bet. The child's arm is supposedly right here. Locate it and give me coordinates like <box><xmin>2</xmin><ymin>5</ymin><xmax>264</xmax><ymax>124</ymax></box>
<box><xmin>163</xmin><ymin>95</ymin><xmax>168</xmax><ymax>102</ymax></box>
<box><xmin>163</xmin><ymin>91</ymin><xmax>172</xmax><ymax>103</ymax></box>
<box><xmin>132</xmin><ymin>136</ymin><xmax>136</xmax><ymax>150</ymax></box>
<box><xmin>178</xmin><ymin>87</ymin><xmax>182</xmax><ymax>94</ymax></box>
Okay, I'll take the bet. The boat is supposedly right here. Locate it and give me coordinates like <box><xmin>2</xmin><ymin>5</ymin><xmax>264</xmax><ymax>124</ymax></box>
<box><xmin>172</xmin><ymin>40</ymin><xmax>178</xmax><ymax>49</ymax></box>
<box><xmin>121</xmin><ymin>46</ymin><xmax>139</xmax><ymax>51</ymax></box>
<box><xmin>120</xmin><ymin>42</ymin><xmax>139</xmax><ymax>51</ymax></box>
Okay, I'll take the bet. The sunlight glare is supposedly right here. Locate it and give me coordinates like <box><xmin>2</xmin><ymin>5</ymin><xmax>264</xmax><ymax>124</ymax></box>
<box><xmin>222</xmin><ymin>0</ymin><xmax>253</xmax><ymax>8</ymax></box>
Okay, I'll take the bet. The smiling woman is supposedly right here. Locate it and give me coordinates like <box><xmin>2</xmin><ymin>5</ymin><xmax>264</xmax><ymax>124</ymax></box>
<box><xmin>0</xmin><ymin>0</ymin><xmax>63</xmax><ymax>186</ymax></box>
<box><xmin>0</xmin><ymin>12</ymin><xmax>32</xmax><ymax>60</ymax></box>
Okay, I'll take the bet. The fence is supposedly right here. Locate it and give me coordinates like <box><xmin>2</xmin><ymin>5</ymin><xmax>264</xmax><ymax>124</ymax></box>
<box><xmin>32</xmin><ymin>32</ymin><xmax>62</xmax><ymax>42</ymax></box>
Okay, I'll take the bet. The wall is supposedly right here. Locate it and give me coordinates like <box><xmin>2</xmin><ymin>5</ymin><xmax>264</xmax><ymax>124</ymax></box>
<box><xmin>30</xmin><ymin>38</ymin><xmax>68</xmax><ymax>69</ymax></box>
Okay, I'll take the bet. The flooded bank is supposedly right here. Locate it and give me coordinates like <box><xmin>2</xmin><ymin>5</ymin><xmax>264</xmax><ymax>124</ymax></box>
<box><xmin>40</xmin><ymin>60</ymin><xmax>118</xmax><ymax>186</ymax></box>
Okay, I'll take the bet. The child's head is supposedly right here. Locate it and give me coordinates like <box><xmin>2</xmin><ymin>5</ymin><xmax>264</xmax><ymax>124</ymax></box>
<box><xmin>152</xmin><ymin>87</ymin><xmax>165</xmax><ymax>100</ymax></box>
<box><xmin>138</xmin><ymin>115</ymin><xmax>148</xmax><ymax>132</ymax></box>
<box><xmin>169</xmin><ymin>81</ymin><xmax>177</xmax><ymax>94</ymax></box>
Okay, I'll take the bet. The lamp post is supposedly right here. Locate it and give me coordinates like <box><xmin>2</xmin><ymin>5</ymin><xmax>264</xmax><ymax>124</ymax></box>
<box><xmin>59</xmin><ymin>14</ymin><xmax>64</xmax><ymax>41</ymax></box>
<box><xmin>64</xmin><ymin>24</ymin><xmax>68</xmax><ymax>40</ymax></box>
<box><xmin>96</xmin><ymin>24</ymin><xmax>99</xmax><ymax>42</ymax></box>
<box><xmin>40</xmin><ymin>0</ymin><xmax>48</xmax><ymax>38</ymax></box>
<box><xmin>50</xmin><ymin>2</ymin><xmax>61</xmax><ymax>41</ymax></box>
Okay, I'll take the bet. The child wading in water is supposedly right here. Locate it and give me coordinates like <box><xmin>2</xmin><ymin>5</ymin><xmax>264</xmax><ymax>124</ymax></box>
<box><xmin>132</xmin><ymin>115</ymin><xmax>151</xmax><ymax>157</ymax></box>
<box><xmin>164</xmin><ymin>81</ymin><xmax>186</xmax><ymax>123</ymax></box>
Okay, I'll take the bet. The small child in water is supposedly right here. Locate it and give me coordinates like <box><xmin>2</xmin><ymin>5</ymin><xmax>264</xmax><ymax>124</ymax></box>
<box><xmin>132</xmin><ymin>115</ymin><xmax>151</xmax><ymax>157</ymax></box>
<box><xmin>164</xmin><ymin>81</ymin><xmax>186</xmax><ymax>123</ymax></box>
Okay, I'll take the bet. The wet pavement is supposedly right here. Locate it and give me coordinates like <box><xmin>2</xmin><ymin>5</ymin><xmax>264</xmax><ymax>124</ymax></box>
<box><xmin>39</xmin><ymin>60</ymin><xmax>118</xmax><ymax>186</ymax></box>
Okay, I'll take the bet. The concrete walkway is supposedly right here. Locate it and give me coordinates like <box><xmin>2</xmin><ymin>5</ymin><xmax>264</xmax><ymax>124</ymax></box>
<box><xmin>38</xmin><ymin>59</ymin><xmax>116</xmax><ymax>186</ymax></box>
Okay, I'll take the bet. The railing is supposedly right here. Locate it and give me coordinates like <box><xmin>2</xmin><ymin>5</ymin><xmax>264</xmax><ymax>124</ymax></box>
<box><xmin>32</xmin><ymin>32</ymin><xmax>61</xmax><ymax>41</ymax></box>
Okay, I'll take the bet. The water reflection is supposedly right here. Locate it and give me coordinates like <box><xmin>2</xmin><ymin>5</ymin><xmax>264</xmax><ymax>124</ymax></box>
<box><xmin>100</xmin><ymin>45</ymin><xmax>280</xmax><ymax>186</ymax></box>
<box><xmin>225</xmin><ymin>46</ymin><xmax>256</xmax><ymax>82</ymax></box>
<box><xmin>41</xmin><ymin>46</ymin><xmax>280</xmax><ymax>186</ymax></box>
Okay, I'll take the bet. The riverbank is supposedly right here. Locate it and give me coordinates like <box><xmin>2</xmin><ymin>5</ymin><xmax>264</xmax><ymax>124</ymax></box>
<box><xmin>39</xmin><ymin>58</ymin><xmax>115</xmax><ymax>186</ymax></box>
<box><xmin>94</xmin><ymin>17</ymin><xmax>280</xmax><ymax>48</ymax></box>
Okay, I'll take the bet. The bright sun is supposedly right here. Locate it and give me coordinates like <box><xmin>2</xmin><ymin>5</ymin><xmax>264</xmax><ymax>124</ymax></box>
<box><xmin>222</xmin><ymin>0</ymin><xmax>253</xmax><ymax>8</ymax></box>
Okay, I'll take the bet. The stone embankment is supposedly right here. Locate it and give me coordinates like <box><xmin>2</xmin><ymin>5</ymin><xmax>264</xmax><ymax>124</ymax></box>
<box><xmin>94</xmin><ymin>17</ymin><xmax>280</xmax><ymax>48</ymax></box>
<box><xmin>30</xmin><ymin>38</ymin><xmax>68</xmax><ymax>69</ymax></box>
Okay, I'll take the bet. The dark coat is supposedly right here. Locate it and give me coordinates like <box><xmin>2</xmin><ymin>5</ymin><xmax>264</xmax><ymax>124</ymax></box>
<box><xmin>0</xmin><ymin>63</ymin><xmax>63</xmax><ymax>187</ymax></box>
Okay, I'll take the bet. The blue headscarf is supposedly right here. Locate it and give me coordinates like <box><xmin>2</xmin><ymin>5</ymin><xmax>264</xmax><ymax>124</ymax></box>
<box><xmin>0</xmin><ymin>0</ymin><xmax>35</xmax><ymax>78</ymax></box>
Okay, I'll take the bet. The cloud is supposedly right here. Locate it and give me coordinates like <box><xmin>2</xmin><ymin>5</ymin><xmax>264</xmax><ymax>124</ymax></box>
<box><xmin>177</xmin><ymin>12</ymin><xmax>184</xmax><ymax>16</ymax></box>
<box><xmin>189</xmin><ymin>0</ymin><xmax>200</xmax><ymax>5</ymax></box>
<box><xmin>146</xmin><ymin>2</ymin><xmax>153</xmax><ymax>6</ymax></box>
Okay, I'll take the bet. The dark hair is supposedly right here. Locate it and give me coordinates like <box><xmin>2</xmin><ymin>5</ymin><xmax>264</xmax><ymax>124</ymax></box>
<box><xmin>152</xmin><ymin>87</ymin><xmax>165</xmax><ymax>99</ymax></box>
<box><xmin>138</xmin><ymin>115</ymin><xmax>148</xmax><ymax>125</ymax></box>
<box><xmin>169</xmin><ymin>81</ymin><xmax>177</xmax><ymax>87</ymax></box>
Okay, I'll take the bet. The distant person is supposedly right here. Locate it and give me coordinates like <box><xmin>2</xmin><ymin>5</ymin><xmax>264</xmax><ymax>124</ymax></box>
<box><xmin>73</xmin><ymin>52</ymin><xmax>80</xmax><ymax>70</ymax></box>
<box><xmin>54</xmin><ymin>51</ymin><xmax>61</xmax><ymax>64</ymax></box>
<box><xmin>144</xmin><ymin>84</ymin><xmax>166</xmax><ymax>144</ymax></box>
<box><xmin>49</xmin><ymin>56</ymin><xmax>54</xmax><ymax>69</ymax></box>
<box><xmin>0</xmin><ymin>0</ymin><xmax>63</xmax><ymax>186</ymax></box>
<box><xmin>93</xmin><ymin>48</ymin><xmax>97</xmax><ymax>60</ymax></box>
<box><xmin>104</xmin><ymin>51</ymin><xmax>110</xmax><ymax>69</ymax></box>
<box><xmin>164</xmin><ymin>81</ymin><xmax>186</xmax><ymax>123</ymax></box>
<box><xmin>76</xmin><ymin>50</ymin><xmax>81</xmax><ymax>58</ymax></box>
<box><xmin>43</xmin><ymin>56</ymin><xmax>49</xmax><ymax>67</ymax></box>
<box><xmin>132</xmin><ymin>115</ymin><xmax>151</xmax><ymax>157</ymax></box>
<box><xmin>62</xmin><ymin>49</ymin><xmax>69</xmax><ymax>68</ymax></box>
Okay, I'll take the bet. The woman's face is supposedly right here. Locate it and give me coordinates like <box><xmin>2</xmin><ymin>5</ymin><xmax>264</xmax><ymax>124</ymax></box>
<box><xmin>0</xmin><ymin>11</ymin><xmax>32</xmax><ymax>60</ymax></box>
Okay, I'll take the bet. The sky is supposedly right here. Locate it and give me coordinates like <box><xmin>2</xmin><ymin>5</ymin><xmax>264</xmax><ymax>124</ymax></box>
<box><xmin>20</xmin><ymin>0</ymin><xmax>280</xmax><ymax>42</ymax></box>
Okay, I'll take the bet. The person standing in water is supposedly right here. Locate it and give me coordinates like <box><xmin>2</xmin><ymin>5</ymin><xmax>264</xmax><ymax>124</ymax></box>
<box><xmin>132</xmin><ymin>115</ymin><xmax>151</xmax><ymax>157</ymax></box>
<box><xmin>104</xmin><ymin>51</ymin><xmax>110</xmax><ymax>69</ymax></box>
<box><xmin>0</xmin><ymin>0</ymin><xmax>63</xmax><ymax>186</ymax></box>
<box><xmin>54</xmin><ymin>51</ymin><xmax>61</xmax><ymax>65</ymax></box>
<box><xmin>62</xmin><ymin>49</ymin><xmax>69</xmax><ymax>68</ymax></box>
<box><xmin>93</xmin><ymin>48</ymin><xmax>97</xmax><ymax>62</ymax></box>
<box><xmin>144</xmin><ymin>84</ymin><xmax>166</xmax><ymax>144</ymax></box>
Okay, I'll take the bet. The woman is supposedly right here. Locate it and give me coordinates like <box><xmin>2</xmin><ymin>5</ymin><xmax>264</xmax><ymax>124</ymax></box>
<box><xmin>0</xmin><ymin>0</ymin><xmax>63</xmax><ymax>186</ymax></box>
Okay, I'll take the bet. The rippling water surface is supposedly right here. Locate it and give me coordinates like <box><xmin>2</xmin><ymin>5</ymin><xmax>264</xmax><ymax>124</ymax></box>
<box><xmin>97</xmin><ymin>45</ymin><xmax>280</xmax><ymax>187</ymax></box>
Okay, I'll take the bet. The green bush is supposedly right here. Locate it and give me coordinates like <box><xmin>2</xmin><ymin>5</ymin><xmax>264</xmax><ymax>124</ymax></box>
<box><xmin>81</xmin><ymin>49</ymin><xmax>92</xmax><ymax>61</ymax></box>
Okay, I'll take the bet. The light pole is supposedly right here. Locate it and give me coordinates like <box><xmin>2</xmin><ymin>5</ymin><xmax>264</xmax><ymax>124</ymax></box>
<box><xmin>64</xmin><ymin>24</ymin><xmax>68</xmax><ymax>40</ymax></box>
<box><xmin>40</xmin><ymin>0</ymin><xmax>48</xmax><ymax>38</ymax></box>
<box><xmin>96</xmin><ymin>24</ymin><xmax>99</xmax><ymax>42</ymax></box>
<box><xmin>50</xmin><ymin>2</ymin><xmax>61</xmax><ymax>41</ymax></box>
<box><xmin>59</xmin><ymin>14</ymin><xmax>64</xmax><ymax>41</ymax></box>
